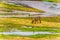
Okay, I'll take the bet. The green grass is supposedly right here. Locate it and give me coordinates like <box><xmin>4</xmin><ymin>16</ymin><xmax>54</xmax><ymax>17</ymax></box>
<box><xmin>18</xmin><ymin>26</ymin><xmax>60</xmax><ymax>33</ymax></box>
<box><xmin>0</xmin><ymin>23</ymin><xmax>60</xmax><ymax>33</ymax></box>
<box><xmin>28</xmin><ymin>34</ymin><xmax>58</xmax><ymax>38</ymax></box>
<box><xmin>44</xmin><ymin>0</ymin><xmax>60</xmax><ymax>2</ymax></box>
<box><xmin>0</xmin><ymin>34</ymin><xmax>59</xmax><ymax>38</ymax></box>
<box><xmin>0</xmin><ymin>34</ymin><xmax>22</xmax><ymax>38</ymax></box>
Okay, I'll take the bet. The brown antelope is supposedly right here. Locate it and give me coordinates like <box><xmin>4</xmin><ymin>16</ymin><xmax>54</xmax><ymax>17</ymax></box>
<box><xmin>32</xmin><ymin>17</ymin><xmax>41</xmax><ymax>24</ymax></box>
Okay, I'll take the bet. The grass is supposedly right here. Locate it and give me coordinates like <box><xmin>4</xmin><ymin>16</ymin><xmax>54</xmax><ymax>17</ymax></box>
<box><xmin>0</xmin><ymin>34</ymin><xmax>60</xmax><ymax>40</ymax></box>
<box><xmin>28</xmin><ymin>34</ymin><xmax>58</xmax><ymax>38</ymax></box>
<box><xmin>1</xmin><ymin>17</ymin><xmax>59</xmax><ymax>28</ymax></box>
<box><xmin>0</xmin><ymin>34</ymin><xmax>59</xmax><ymax>38</ymax></box>
<box><xmin>0</xmin><ymin>34</ymin><xmax>22</xmax><ymax>39</ymax></box>
<box><xmin>0</xmin><ymin>23</ymin><xmax>60</xmax><ymax>32</ymax></box>
<box><xmin>44</xmin><ymin>0</ymin><xmax>60</xmax><ymax>3</ymax></box>
<box><xmin>19</xmin><ymin>27</ymin><xmax>60</xmax><ymax>32</ymax></box>
<box><xmin>0</xmin><ymin>17</ymin><xmax>60</xmax><ymax>32</ymax></box>
<box><xmin>42</xmin><ymin>17</ymin><xmax>60</xmax><ymax>23</ymax></box>
<box><xmin>0</xmin><ymin>17</ymin><xmax>60</xmax><ymax>38</ymax></box>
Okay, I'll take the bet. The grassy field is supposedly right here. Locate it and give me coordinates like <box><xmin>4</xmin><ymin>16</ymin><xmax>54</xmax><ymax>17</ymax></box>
<box><xmin>0</xmin><ymin>34</ymin><xmax>58</xmax><ymax>38</ymax></box>
<box><xmin>0</xmin><ymin>34</ymin><xmax>60</xmax><ymax>40</ymax></box>
<box><xmin>44</xmin><ymin>0</ymin><xmax>60</xmax><ymax>3</ymax></box>
<box><xmin>1</xmin><ymin>25</ymin><xmax>60</xmax><ymax>32</ymax></box>
<box><xmin>0</xmin><ymin>17</ymin><xmax>60</xmax><ymax>32</ymax></box>
<box><xmin>0</xmin><ymin>1</ymin><xmax>60</xmax><ymax>40</ymax></box>
<box><xmin>0</xmin><ymin>17</ymin><xmax>59</xmax><ymax>28</ymax></box>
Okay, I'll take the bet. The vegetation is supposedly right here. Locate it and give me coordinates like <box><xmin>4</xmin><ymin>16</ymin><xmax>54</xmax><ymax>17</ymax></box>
<box><xmin>0</xmin><ymin>34</ymin><xmax>59</xmax><ymax>38</ymax></box>
<box><xmin>28</xmin><ymin>34</ymin><xmax>58</xmax><ymax>38</ymax></box>
<box><xmin>0</xmin><ymin>17</ymin><xmax>60</xmax><ymax>32</ymax></box>
<box><xmin>0</xmin><ymin>24</ymin><xmax>60</xmax><ymax>32</ymax></box>
<box><xmin>0</xmin><ymin>34</ymin><xmax>60</xmax><ymax>40</ymax></box>
<box><xmin>0</xmin><ymin>1</ymin><xmax>60</xmax><ymax>39</ymax></box>
<box><xmin>44</xmin><ymin>0</ymin><xmax>60</xmax><ymax>3</ymax></box>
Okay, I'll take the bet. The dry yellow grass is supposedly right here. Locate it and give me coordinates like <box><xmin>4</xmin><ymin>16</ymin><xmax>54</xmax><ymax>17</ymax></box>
<box><xmin>0</xmin><ymin>18</ymin><xmax>60</xmax><ymax>28</ymax></box>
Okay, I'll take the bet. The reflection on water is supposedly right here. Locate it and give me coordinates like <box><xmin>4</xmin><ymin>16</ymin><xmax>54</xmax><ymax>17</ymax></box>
<box><xmin>0</xmin><ymin>30</ymin><xmax>60</xmax><ymax>36</ymax></box>
<box><xmin>0</xmin><ymin>31</ymin><xmax>58</xmax><ymax>36</ymax></box>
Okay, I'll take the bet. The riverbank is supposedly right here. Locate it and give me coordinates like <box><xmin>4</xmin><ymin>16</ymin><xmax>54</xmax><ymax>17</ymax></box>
<box><xmin>0</xmin><ymin>34</ymin><xmax>60</xmax><ymax>40</ymax></box>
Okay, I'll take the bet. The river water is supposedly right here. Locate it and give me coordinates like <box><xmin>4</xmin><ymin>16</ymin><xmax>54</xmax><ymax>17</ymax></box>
<box><xmin>0</xmin><ymin>31</ymin><xmax>60</xmax><ymax>36</ymax></box>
